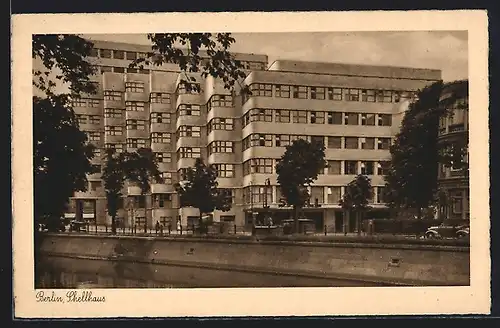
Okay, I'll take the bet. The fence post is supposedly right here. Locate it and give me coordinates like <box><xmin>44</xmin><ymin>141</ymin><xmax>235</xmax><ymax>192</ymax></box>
<box><xmin>180</xmin><ymin>225</ymin><xmax>183</xmax><ymax>235</ymax></box>
<box><xmin>168</xmin><ymin>224</ymin><xmax>171</xmax><ymax>235</ymax></box>
<box><xmin>105</xmin><ymin>223</ymin><xmax>108</xmax><ymax>233</ymax></box>
<box><xmin>234</xmin><ymin>224</ymin><xmax>237</xmax><ymax>235</ymax></box>
<box><xmin>324</xmin><ymin>225</ymin><xmax>327</xmax><ymax>236</ymax></box>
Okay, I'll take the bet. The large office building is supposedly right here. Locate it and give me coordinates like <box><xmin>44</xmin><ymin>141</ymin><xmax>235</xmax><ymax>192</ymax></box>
<box><xmin>65</xmin><ymin>39</ymin><xmax>442</xmax><ymax>232</ymax></box>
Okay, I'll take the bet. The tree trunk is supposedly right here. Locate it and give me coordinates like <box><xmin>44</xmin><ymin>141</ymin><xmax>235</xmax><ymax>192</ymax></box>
<box><xmin>417</xmin><ymin>207</ymin><xmax>422</xmax><ymax>220</ymax></box>
<box><xmin>356</xmin><ymin>211</ymin><xmax>361</xmax><ymax>236</ymax></box>
<box><xmin>293</xmin><ymin>206</ymin><xmax>300</xmax><ymax>234</ymax></box>
<box><xmin>111</xmin><ymin>215</ymin><xmax>116</xmax><ymax>234</ymax></box>
<box><xmin>199</xmin><ymin>211</ymin><xmax>204</xmax><ymax>235</ymax></box>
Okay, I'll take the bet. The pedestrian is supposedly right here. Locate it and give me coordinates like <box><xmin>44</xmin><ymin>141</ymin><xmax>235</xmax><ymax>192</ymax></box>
<box><xmin>155</xmin><ymin>221</ymin><xmax>160</xmax><ymax>235</ymax></box>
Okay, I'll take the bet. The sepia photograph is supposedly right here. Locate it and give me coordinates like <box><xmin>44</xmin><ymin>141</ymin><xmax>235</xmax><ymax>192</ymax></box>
<box><xmin>12</xmin><ymin>11</ymin><xmax>490</xmax><ymax>317</ymax></box>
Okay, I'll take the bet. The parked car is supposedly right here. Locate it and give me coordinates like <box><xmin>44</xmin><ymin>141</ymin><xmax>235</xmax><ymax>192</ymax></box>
<box><xmin>425</xmin><ymin>223</ymin><xmax>469</xmax><ymax>239</ymax></box>
<box><xmin>69</xmin><ymin>220</ymin><xmax>87</xmax><ymax>232</ymax></box>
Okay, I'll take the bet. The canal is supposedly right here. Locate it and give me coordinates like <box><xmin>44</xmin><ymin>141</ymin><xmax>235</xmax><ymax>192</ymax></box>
<box><xmin>36</xmin><ymin>255</ymin><xmax>389</xmax><ymax>288</ymax></box>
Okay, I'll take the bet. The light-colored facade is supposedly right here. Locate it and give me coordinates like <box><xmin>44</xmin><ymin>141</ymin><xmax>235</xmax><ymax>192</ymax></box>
<box><xmin>437</xmin><ymin>80</ymin><xmax>469</xmax><ymax>221</ymax></box>
<box><xmin>66</xmin><ymin>40</ymin><xmax>441</xmax><ymax>232</ymax></box>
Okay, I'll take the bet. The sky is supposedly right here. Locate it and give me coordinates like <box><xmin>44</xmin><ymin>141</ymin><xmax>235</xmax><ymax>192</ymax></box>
<box><xmin>83</xmin><ymin>31</ymin><xmax>468</xmax><ymax>82</ymax></box>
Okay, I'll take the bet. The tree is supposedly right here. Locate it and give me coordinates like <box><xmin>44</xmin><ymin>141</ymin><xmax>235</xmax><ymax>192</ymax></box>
<box><xmin>384</xmin><ymin>81</ymin><xmax>445</xmax><ymax>219</ymax></box>
<box><xmin>174</xmin><ymin>158</ymin><xmax>231</xmax><ymax>234</ymax></box>
<box><xmin>384</xmin><ymin>80</ymin><xmax>469</xmax><ymax>219</ymax></box>
<box><xmin>33</xmin><ymin>95</ymin><xmax>97</xmax><ymax>230</ymax></box>
<box><xmin>102</xmin><ymin>148</ymin><xmax>161</xmax><ymax>234</ymax></box>
<box><xmin>340</xmin><ymin>175</ymin><xmax>373</xmax><ymax>235</ymax></box>
<box><xmin>275</xmin><ymin>139</ymin><xmax>327</xmax><ymax>233</ymax></box>
<box><xmin>130</xmin><ymin>33</ymin><xmax>247</xmax><ymax>93</ymax></box>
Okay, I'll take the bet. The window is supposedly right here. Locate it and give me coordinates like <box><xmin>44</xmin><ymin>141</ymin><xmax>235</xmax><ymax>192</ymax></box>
<box><xmin>91</xmin><ymin>164</ymin><xmax>101</xmax><ymax>173</ymax></box>
<box><xmin>249</xmin><ymin>108</ymin><xmax>272</xmax><ymax>122</ymax></box>
<box><xmin>178</xmin><ymin>125</ymin><xmax>201</xmax><ymax>137</ymax></box>
<box><xmin>452</xmin><ymin>192</ymin><xmax>463</xmax><ymax>214</ymax></box>
<box><xmin>87</xmin><ymin>131</ymin><xmax>101</xmax><ymax>141</ymax></box>
<box><xmin>275</xmin><ymin>134</ymin><xmax>290</xmax><ymax>147</ymax></box>
<box><xmin>150</xmin><ymin>92</ymin><xmax>171</xmax><ymax>104</ymax></box>
<box><xmin>105</xmin><ymin>143</ymin><xmax>124</xmax><ymax>153</ymax></box>
<box><xmin>327</xmin><ymin>160</ymin><xmax>341</xmax><ymax>175</ymax></box>
<box><xmin>103</xmin><ymin>91</ymin><xmax>122</xmax><ymax>101</ymax></box>
<box><xmin>178</xmin><ymin>104</ymin><xmax>201</xmax><ymax>116</ymax></box>
<box><xmin>327</xmin><ymin>187</ymin><xmax>341</xmax><ymax>204</ymax></box>
<box><xmin>104</xmin><ymin>108</ymin><xmax>123</xmax><ymax>118</ymax></box>
<box><xmin>327</xmin><ymin>87</ymin><xmax>343</xmax><ymax>101</ymax></box>
<box><xmin>126</xmin><ymin>138</ymin><xmax>146</xmax><ymax>149</ymax></box>
<box><xmin>377</xmin><ymin>138</ymin><xmax>391</xmax><ymax>150</ymax></box>
<box><xmin>327</xmin><ymin>112</ymin><xmax>342</xmax><ymax>125</ymax></box>
<box><xmin>377</xmin><ymin>161</ymin><xmax>390</xmax><ymax>175</ymax></box>
<box><xmin>376</xmin><ymin>187</ymin><xmax>387</xmax><ymax>203</ymax></box>
<box><xmin>245</xmin><ymin>133</ymin><xmax>272</xmax><ymax>147</ymax></box>
<box><xmin>89</xmin><ymin>181</ymin><xmax>102</xmax><ymax>191</ymax></box>
<box><xmin>88</xmin><ymin>99</ymin><xmax>100</xmax><ymax>107</ymax></box>
<box><xmin>153</xmin><ymin>194</ymin><xmax>172</xmax><ymax>208</ymax></box>
<box><xmin>220</xmin><ymin>214</ymin><xmax>236</xmax><ymax>221</ymax></box>
<box><xmin>378</xmin><ymin>114</ymin><xmax>392</xmax><ymax>126</ymax></box>
<box><xmin>160</xmin><ymin>172</ymin><xmax>172</xmax><ymax>184</ymax></box>
<box><xmin>344</xmin><ymin>113</ymin><xmax>359</xmax><ymax>125</ymax></box>
<box><xmin>100</xmin><ymin>49</ymin><xmax>112</xmax><ymax>58</ymax></box>
<box><xmin>112</xmin><ymin>50</ymin><xmax>124</xmax><ymax>59</ymax></box>
<box><xmin>126</xmin><ymin>119</ymin><xmax>146</xmax><ymax>130</ymax></box>
<box><xmin>93</xmin><ymin>148</ymin><xmax>101</xmax><ymax>158</ymax></box>
<box><xmin>156</xmin><ymin>152</ymin><xmax>172</xmax><ymax>163</ymax></box>
<box><xmin>275</xmin><ymin>85</ymin><xmax>291</xmax><ymax>98</ymax></box>
<box><xmin>327</xmin><ymin>136</ymin><xmax>342</xmax><ymax>149</ymax></box>
<box><xmin>126</xmin><ymin>51</ymin><xmax>137</xmax><ymax>60</ymax></box>
<box><xmin>360</xmin><ymin>137</ymin><xmax>375</xmax><ymax>150</ymax></box>
<box><xmin>290</xmin><ymin>135</ymin><xmax>307</xmax><ymax>143</ymax></box>
<box><xmin>214</xmin><ymin>164</ymin><xmax>234</xmax><ymax>178</ymax></box>
<box><xmin>127</xmin><ymin>68</ymin><xmax>139</xmax><ymax>73</ymax></box>
<box><xmin>311</xmin><ymin>136</ymin><xmax>325</xmax><ymax>146</ymax></box>
<box><xmin>377</xmin><ymin>90</ymin><xmax>393</xmax><ymax>103</ymax></box>
<box><xmin>101</xmin><ymin>66</ymin><xmax>112</xmax><ymax>73</ymax></box>
<box><xmin>210</xmin><ymin>95</ymin><xmax>233</xmax><ymax>107</ymax></box>
<box><xmin>71</xmin><ymin>97</ymin><xmax>86</xmax><ymax>107</ymax></box>
<box><xmin>243</xmin><ymin>158</ymin><xmax>273</xmax><ymax>175</ymax></box>
<box><xmin>361</xmin><ymin>113</ymin><xmax>376</xmax><ymax>126</ymax></box>
<box><xmin>249</xmin><ymin>83</ymin><xmax>272</xmax><ymax>97</ymax></box>
<box><xmin>275</xmin><ymin>109</ymin><xmax>290</xmax><ymax>123</ymax></box>
<box><xmin>361</xmin><ymin>161</ymin><xmax>375</xmax><ymax>175</ymax></box>
<box><xmin>310</xmin><ymin>87</ymin><xmax>325</xmax><ymax>100</ymax></box>
<box><xmin>361</xmin><ymin>89</ymin><xmax>376</xmax><ymax>102</ymax></box>
<box><xmin>244</xmin><ymin>186</ymin><xmax>273</xmax><ymax>204</ymax></box>
<box><xmin>76</xmin><ymin>114</ymin><xmax>87</xmax><ymax>125</ymax></box>
<box><xmin>125</xmin><ymin>81</ymin><xmax>145</xmax><ymax>93</ymax></box>
<box><xmin>208</xmin><ymin>141</ymin><xmax>234</xmax><ymax>154</ymax></box>
<box><xmin>179</xmin><ymin>147</ymin><xmax>201</xmax><ymax>158</ymax></box>
<box><xmin>292</xmin><ymin>110</ymin><xmax>307</xmax><ymax>123</ymax></box>
<box><xmin>345</xmin><ymin>137</ymin><xmax>359</xmax><ymax>149</ymax></box>
<box><xmin>208</xmin><ymin>118</ymin><xmax>233</xmax><ymax>132</ymax></box>
<box><xmin>125</xmin><ymin>101</ymin><xmax>145</xmax><ymax>111</ymax></box>
<box><xmin>344</xmin><ymin>161</ymin><xmax>358</xmax><ymax>175</ymax></box>
<box><xmin>177</xmin><ymin>82</ymin><xmax>201</xmax><ymax>94</ymax></box>
<box><xmin>397</xmin><ymin>91</ymin><xmax>414</xmax><ymax>102</ymax></box>
<box><xmin>151</xmin><ymin>132</ymin><xmax>171</xmax><ymax>144</ymax></box>
<box><xmin>89</xmin><ymin>115</ymin><xmax>100</xmax><ymax>124</ymax></box>
<box><xmin>310</xmin><ymin>111</ymin><xmax>325</xmax><ymax>124</ymax></box>
<box><xmin>292</xmin><ymin>86</ymin><xmax>308</xmax><ymax>99</ymax></box>
<box><xmin>150</xmin><ymin>112</ymin><xmax>171</xmax><ymax>124</ymax></box>
<box><xmin>105</xmin><ymin>126</ymin><xmax>123</xmax><ymax>136</ymax></box>
<box><xmin>345</xmin><ymin>88</ymin><xmax>360</xmax><ymax>101</ymax></box>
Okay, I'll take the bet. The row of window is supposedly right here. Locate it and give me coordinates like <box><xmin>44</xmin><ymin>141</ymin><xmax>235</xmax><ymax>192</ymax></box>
<box><xmin>247</xmin><ymin>83</ymin><xmax>416</xmax><ymax>103</ymax></box>
<box><xmin>207</xmin><ymin>118</ymin><xmax>234</xmax><ymax>133</ymax></box>
<box><xmin>98</xmin><ymin>66</ymin><xmax>150</xmax><ymax>75</ymax></box>
<box><xmin>90</xmin><ymin>48</ymin><xmax>150</xmax><ymax>60</ymax></box>
<box><xmin>76</xmin><ymin>114</ymin><xmax>101</xmax><ymax>125</ymax></box>
<box><xmin>104</xmin><ymin>108</ymin><xmax>172</xmax><ymax>124</ymax></box>
<box><xmin>103</xmin><ymin>91</ymin><xmax>172</xmax><ymax>104</ymax></box>
<box><xmin>243</xmin><ymin>158</ymin><xmax>390</xmax><ymax>176</ymax></box>
<box><xmin>207</xmin><ymin>95</ymin><xmax>234</xmax><ymax>111</ymax></box>
<box><xmin>243</xmin><ymin>185</ymin><xmax>388</xmax><ymax>204</ymax></box>
<box><xmin>71</xmin><ymin>97</ymin><xmax>100</xmax><ymax>108</ymax></box>
<box><xmin>242</xmin><ymin>134</ymin><xmax>392</xmax><ymax>150</ymax></box>
<box><xmin>243</xmin><ymin>108</ymin><xmax>392</xmax><ymax>126</ymax></box>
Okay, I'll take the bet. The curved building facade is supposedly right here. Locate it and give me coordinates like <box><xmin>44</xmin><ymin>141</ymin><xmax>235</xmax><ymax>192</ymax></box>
<box><xmin>437</xmin><ymin>80</ymin><xmax>469</xmax><ymax>221</ymax></box>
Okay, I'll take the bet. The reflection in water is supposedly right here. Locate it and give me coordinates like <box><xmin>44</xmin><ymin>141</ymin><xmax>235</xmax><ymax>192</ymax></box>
<box><xmin>37</xmin><ymin>255</ymin><xmax>383</xmax><ymax>288</ymax></box>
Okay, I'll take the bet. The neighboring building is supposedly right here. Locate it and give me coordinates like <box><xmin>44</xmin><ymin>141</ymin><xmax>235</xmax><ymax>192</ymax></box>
<box><xmin>65</xmin><ymin>39</ymin><xmax>442</xmax><ymax>232</ymax></box>
<box><xmin>437</xmin><ymin>80</ymin><xmax>469</xmax><ymax>221</ymax></box>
